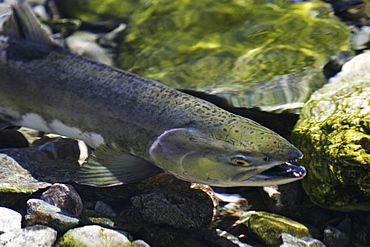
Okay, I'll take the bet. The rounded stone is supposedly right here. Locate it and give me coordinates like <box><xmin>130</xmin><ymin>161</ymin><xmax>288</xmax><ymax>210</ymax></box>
<box><xmin>55</xmin><ymin>225</ymin><xmax>131</xmax><ymax>247</ymax></box>
<box><xmin>246</xmin><ymin>211</ymin><xmax>311</xmax><ymax>246</ymax></box>
<box><xmin>292</xmin><ymin>52</ymin><xmax>370</xmax><ymax>211</ymax></box>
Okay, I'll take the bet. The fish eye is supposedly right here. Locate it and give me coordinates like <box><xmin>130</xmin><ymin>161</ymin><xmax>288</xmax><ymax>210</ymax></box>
<box><xmin>231</xmin><ymin>155</ymin><xmax>250</xmax><ymax>166</ymax></box>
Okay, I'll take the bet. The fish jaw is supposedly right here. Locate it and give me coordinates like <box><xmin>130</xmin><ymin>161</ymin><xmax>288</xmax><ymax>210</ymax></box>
<box><xmin>148</xmin><ymin>127</ymin><xmax>304</xmax><ymax>187</ymax></box>
<box><xmin>233</xmin><ymin>162</ymin><xmax>306</xmax><ymax>186</ymax></box>
<box><xmin>176</xmin><ymin>151</ymin><xmax>305</xmax><ymax>187</ymax></box>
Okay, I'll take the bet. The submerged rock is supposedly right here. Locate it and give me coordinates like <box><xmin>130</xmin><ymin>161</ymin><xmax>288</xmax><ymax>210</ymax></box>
<box><xmin>130</xmin><ymin>192</ymin><xmax>209</xmax><ymax>229</ymax></box>
<box><xmin>279</xmin><ymin>233</ymin><xmax>325</xmax><ymax>247</ymax></box>
<box><xmin>0</xmin><ymin>207</ymin><xmax>22</xmax><ymax>236</ymax></box>
<box><xmin>118</xmin><ymin>0</ymin><xmax>350</xmax><ymax>113</ymax></box>
<box><xmin>41</xmin><ymin>183</ymin><xmax>83</xmax><ymax>217</ymax></box>
<box><xmin>246</xmin><ymin>211</ymin><xmax>311</xmax><ymax>247</ymax></box>
<box><xmin>292</xmin><ymin>51</ymin><xmax>370</xmax><ymax>211</ymax></box>
<box><xmin>0</xmin><ymin>154</ymin><xmax>50</xmax><ymax>207</ymax></box>
<box><xmin>1</xmin><ymin>225</ymin><xmax>57</xmax><ymax>247</ymax></box>
<box><xmin>0</xmin><ymin>207</ymin><xmax>57</xmax><ymax>246</ymax></box>
<box><xmin>55</xmin><ymin>225</ymin><xmax>131</xmax><ymax>247</ymax></box>
<box><xmin>25</xmin><ymin>198</ymin><xmax>80</xmax><ymax>232</ymax></box>
<box><xmin>0</xmin><ymin>136</ymin><xmax>81</xmax><ymax>184</ymax></box>
<box><xmin>0</xmin><ymin>129</ymin><xmax>29</xmax><ymax>148</ymax></box>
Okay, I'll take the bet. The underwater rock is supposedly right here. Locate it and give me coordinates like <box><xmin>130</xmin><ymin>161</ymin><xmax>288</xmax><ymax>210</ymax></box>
<box><xmin>82</xmin><ymin>174</ymin><xmax>217</xmax><ymax>229</ymax></box>
<box><xmin>279</xmin><ymin>233</ymin><xmax>325</xmax><ymax>247</ymax></box>
<box><xmin>118</xmin><ymin>0</ymin><xmax>350</xmax><ymax>112</ymax></box>
<box><xmin>130</xmin><ymin>192</ymin><xmax>209</xmax><ymax>229</ymax></box>
<box><xmin>130</xmin><ymin>239</ymin><xmax>151</xmax><ymax>247</ymax></box>
<box><xmin>0</xmin><ymin>207</ymin><xmax>22</xmax><ymax>235</ymax></box>
<box><xmin>323</xmin><ymin>50</ymin><xmax>353</xmax><ymax>78</ymax></box>
<box><xmin>0</xmin><ymin>136</ymin><xmax>81</xmax><ymax>184</ymax></box>
<box><xmin>1</xmin><ymin>225</ymin><xmax>57</xmax><ymax>247</ymax></box>
<box><xmin>25</xmin><ymin>198</ymin><xmax>80</xmax><ymax>232</ymax></box>
<box><xmin>41</xmin><ymin>183</ymin><xmax>83</xmax><ymax>217</ymax></box>
<box><xmin>246</xmin><ymin>211</ymin><xmax>311</xmax><ymax>247</ymax></box>
<box><xmin>292</xmin><ymin>51</ymin><xmax>370</xmax><ymax>211</ymax></box>
<box><xmin>137</xmin><ymin>225</ymin><xmax>202</xmax><ymax>247</ymax></box>
<box><xmin>55</xmin><ymin>225</ymin><xmax>131</xmax><ymax>247</ymax></box>
<box><xmin>323</xmin><ymin>226</ymin><xmax>350</xmax><ymax>247</ymax></box>
<box><xmin>0</xmin><ymin>129</ymin><xmax>29</xmax><ymax>148</ymax></box>
<box><xmin>0</xmin><ymin>207</ymin><xmax>57</xmax><ymax>246</ymax></box>
<box><xmin>0</xmin><ymin>154</ymin><xmax>50</xmax><ymax>207</ymax></box>
<box><xmin>66</xmin><ymin>31</ymin><xmax>114</xmax><ymax>66</ymax></box>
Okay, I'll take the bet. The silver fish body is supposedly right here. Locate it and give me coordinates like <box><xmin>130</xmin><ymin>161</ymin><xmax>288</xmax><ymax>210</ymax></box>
<box><xmin>0</xmin><ymin>1</ymin><xmax>305</xmax><ymax>187</ymax></box>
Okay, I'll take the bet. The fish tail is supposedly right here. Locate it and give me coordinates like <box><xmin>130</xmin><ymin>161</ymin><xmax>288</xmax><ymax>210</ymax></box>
<box><xmin>0</xmin><ymin>0</ymin><xmax>55</xmax><ymax>46</ymax></box>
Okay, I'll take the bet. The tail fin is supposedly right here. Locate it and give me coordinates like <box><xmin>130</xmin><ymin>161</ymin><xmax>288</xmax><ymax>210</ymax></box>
<box><xmin>0</xmin><ymin>0</ymin><xmax>55</xmax><ymax>45</ymax></box>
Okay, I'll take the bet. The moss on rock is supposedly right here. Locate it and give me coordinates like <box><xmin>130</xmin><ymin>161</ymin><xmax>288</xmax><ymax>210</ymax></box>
<box><xmin>292</xmin><ymin>52</ymin><xmax>370</xmax><ymax>211</ymax></box>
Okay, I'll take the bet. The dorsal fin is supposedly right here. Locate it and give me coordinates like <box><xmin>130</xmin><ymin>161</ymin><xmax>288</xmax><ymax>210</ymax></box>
<box><xmin>0</xmin><ymin>0</ymin><xmax>55</xmax><ymax>46</ymax></box>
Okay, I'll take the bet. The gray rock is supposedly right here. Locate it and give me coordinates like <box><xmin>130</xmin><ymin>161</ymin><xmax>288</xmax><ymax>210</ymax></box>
<box><xmin>25</xmin><ymin>198</ymin><xmax>79</xmax><ymax>232</ymax></box>
<box><xmin>279</xmin><ymin>233</ymin><xmax>326</xmax><ymax>247</ymax></box>
<box><xmin>323</xmin><ymin>226</ymin><xmax>350</xmax><ymax>247</ymax></box>
<box><xmin>94</xmin><ymin>200</ymin><xmax>117</xmax><ymax>216</ymax></box>
<box><xmin>130</xmin><ymin>239</ymin><xmax>151</xmax><ymax>247</ymax></box>
<box><xmin>1</xmin><ymin>225</ymin><xmax>57</xmax><ymax>247</ymax></box>
<box><xmin>55</xmin><ymin>225</ymin><xmax>131</xmax><ymax>247</ymax></box>
<box><xmin>41</xmin><ymin>183</ymin><xmax>83</xmax><ymax>216</ymax></box>
<box><xmin>0</xmin><ymin>154</ymin><xmax>50</xmax><ymax>206</ymax></box>
<box><xmin>131</xmin><ymin>192</ymin><xmax>209</xmax><ymax>229</ymax></box>
<box><xmin>0</xmin><ymin>136</ymin><xmax>81</xmax><ymax>184</ymax></box>
<box><xmin>0</xmin><ymin>207</ymin><xmax>22</xmax><ymax>234</ymax></box>
<box><xmin>0</xmin><ymin>208</ymin><xmax>57</xmax><ymax>246</ymax></box>
<box><xmin>66</xmin><ymin>31</ymin><xmax>114</xmax><ymax>66</ymax></box>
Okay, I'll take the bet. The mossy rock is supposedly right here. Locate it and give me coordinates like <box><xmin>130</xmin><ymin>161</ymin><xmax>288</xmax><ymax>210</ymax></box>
<box><xmin>292</xmin><ymin>52</ymin><xmax>370</xmax><ymax>211</ymax></box>
<box><xmin>0</xmin><ymin>154</ymin><xmax>50</xmax><ymax>207</ymax></box>
<box><xmin>246</xmin><ymin>211</ymin><xmax>311</xmax><ymax>247</ymax></box>
<box><xmin>118</xmin><ymin>0</ymin><xmax>350</xmax><ymax>112</ymax></box>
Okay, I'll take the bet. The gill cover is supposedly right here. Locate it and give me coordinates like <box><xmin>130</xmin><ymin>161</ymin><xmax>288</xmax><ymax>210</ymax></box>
<box><xmin>149</xmin><ymin>128</ymin><xmax>214</xmax><ymax>172</ymax></box>
<box><xmin>148</xmin><ymin>128</ymin><xmax>260</xmax><ymax>185</ymax></box>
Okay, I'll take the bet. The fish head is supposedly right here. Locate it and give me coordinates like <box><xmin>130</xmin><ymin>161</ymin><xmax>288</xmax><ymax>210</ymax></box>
<box><xmin>148</xmin><ymin>122</ymin><xmax>305</xmax><ymax>187</ymax></box>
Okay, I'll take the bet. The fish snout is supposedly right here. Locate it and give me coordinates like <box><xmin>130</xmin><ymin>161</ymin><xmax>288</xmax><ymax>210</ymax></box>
<box><xmin>267</xmin><ymin>144</ymin><xmax>303</xmax><ymax>164</ymax></box>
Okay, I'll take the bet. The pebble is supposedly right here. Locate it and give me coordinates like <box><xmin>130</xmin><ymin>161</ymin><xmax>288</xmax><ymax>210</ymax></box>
<box><xmin>55</xmin><ymin>225</ymin><xmax>131</xmax><ymax>247</ymax></box>
<box><xmin>0</xmin><ymin>207</ymin><xmax>57</xmax><ymax>246</ymax></box>
<box><xmin>279</xmin><ymin>233</ymin><xmax>326</xmax><ymax>247</ymax></box>
<box><xmin>130</xmin><ymin>239</ymin><xmax>151</xmax><ymax>247</ymax></box>
<box><xmin>130</xmin><ymin>192</ymin><xmax>209</xmax><ymax>229</ymax></box>
<box><xmin>246</xmin><ymin>211</ymin><xmax>311</xmax><ymax>246</ymax></box>
<box><xmin>25</xmin><ymin>198</ymin><xmax>80</xmax><ymax>232</ymax></box>
<box><xmin>323</xmin><ymin>226</ymin><xmax>350</xmax><ymax>247</ymax></box>
<box><xmin>1</xmin><ymin>225</ymin><xmax>57</xmax><ymax>247</ymax></box>
<box><xmin>0</xmin><ymin>154</ymin><xmax>50</xmax><ymax>207</ymax></box>
<box><xmin>0</xmin><ymin>207</ymin><xmax>22</xmax><ymax>234</ymax></box>
<box><xmin>41</xmin><ymin>183</ymin><xmax>83</xmax><ymax>216</ymax></box>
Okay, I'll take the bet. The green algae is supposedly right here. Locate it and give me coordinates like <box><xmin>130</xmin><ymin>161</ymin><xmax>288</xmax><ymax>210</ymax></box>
<box><xmin>117</xmin><ymin>0</ymin><xmax>350</xmax><ymax>109</ymax></box>
<box><xmin>246</xmin><ymin>211</ymin><xmax>311</xmax><ymax>247</ymax></box>
<box><xmin>55</xmin><ymin>0</ymin><xmax>139</xmax><ymax>23</ymax></box>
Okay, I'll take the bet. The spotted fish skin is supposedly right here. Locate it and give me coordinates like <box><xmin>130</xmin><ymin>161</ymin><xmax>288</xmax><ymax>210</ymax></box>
<box><xmin>0</xmin><ymin>1</ymin><xmax>305</xmax><ymax>187</ymax></box>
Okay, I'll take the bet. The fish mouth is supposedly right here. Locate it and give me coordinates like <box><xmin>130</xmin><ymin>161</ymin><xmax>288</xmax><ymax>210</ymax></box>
<box><xmin>236</xmin><ymin>162</ymin><xmax>306</xmax><ymax>186</ymax></box>
<box><xmin>259</xmin><ymin>162</ymin><xmax>306</xmax><ymax>179</ymax></box>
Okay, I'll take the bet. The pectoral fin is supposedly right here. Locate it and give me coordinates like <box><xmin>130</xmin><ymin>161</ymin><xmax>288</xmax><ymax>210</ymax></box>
<box><xmin>77</xmin><ymin>145</ymin><xmax>163</xmax><ymax>187</ymax></box>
